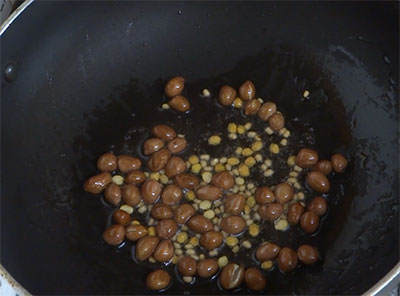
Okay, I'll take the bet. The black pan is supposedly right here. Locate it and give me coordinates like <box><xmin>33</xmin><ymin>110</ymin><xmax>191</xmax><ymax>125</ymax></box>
<box><xmin>1</xmin><ymin>1</ymin><xmax>398</xmax><ymax>295</ymax></box>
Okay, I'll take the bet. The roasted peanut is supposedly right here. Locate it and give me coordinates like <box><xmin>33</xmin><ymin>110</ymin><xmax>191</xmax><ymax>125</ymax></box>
<box><xmin>125</xmin><ymin>170</ymin><xmax>146</xmax><ymax>184</ymax></box>
<box><xmin>174</xmin><ymin>173</ymin><xmax>199</xmax><ymax>190</ymax></box>
<box><xmin>174</xmin><ymin>203</ymin><xmax>196</xmax><ymax>224</ymax></box>
<box><xmin>156</xmin><ymin>219</ymin><xmax>178</xmax><ymax>239</ymax></box>
<box><xmin>167</xmin><ymin>137</ymin><xmax>187</xmax><ymax>154</ymax></box>
<box><xmin>244</xmin><ymin>99</ymin><xmax>261</xmax><ymax>115</ymax></box>
<box><xmin>307</xmin><ymin>196</ymin><xmax>327</xmax><ymax>216</ymax></box>
<box><xmin>306</xmin><ymin>171</ymin><xmax>330</xmax><ymax>193</ymax></box>
<box><xmin>151</xmin><ymin>203</ymin><xmax>173</xmax><ymax>220</ymax></box>
<box><xmin>239</xmin><ymin>80</ymin><xmax>255</xmax><ymax>101</ymax></box>
<box><xmin>165</xmin><ymin>76</ymin><xmax>185</xmax><ymax>97</ymax></box>
<box><xmin>218</xmin><ymin>85</ymin><xmax>237</xmax><ymax>106</ymax></box>
<box><xmin>331</xmin><ymin>153</ymin><xmax>348</xmax><ymax>173</ymax></box>
<box><xmin>256</xmin><ymin>242</ymin><xmax>281</xmax><ymax>261</ymax></box>
<box><xmin>255</xmin><ymin>187</ymin><xmax>275</xmax><ymax>204</ymax></box>
<box><xmin>196</xmin><ymin>185</ymin><xmax>223</xmax><ymax>201</ymax></box>
<box><xmin>102</xmin><ymin>224</ymin><xmax>125</xmax><ymax>246</ymax></box>
<box><xmin>244</xmin><ymin>268</ymin><xmax>266</xmax><ymax>291</ymax></box>
<box><xmin>220</xmin><ymin>215</ymin><xmax>246</xmax><ymax>234</ymax></box>
<box><xmin>268</xmin><ymin>113</ymin><xmax>285</xmax><ymax>131</ymax></box>
<box><xmin>274</xmin><ymin>183</ymin><xmax>294</xmax><ymax>204</ymax></box>
<box><xmin>165</xmin><ymin>156</ymin><xmax>186</xmax><ymax>178</ymax></box>
<box><xmin>200</xmin><ymin>231</ymin><xmax>223</xmax><ymax>250</ymax></box>
<box><xmin>220</xmin><ymin>263</ymin><xmax>245</xmax><ymax>290</ymax></box>
<box><xmin>287</xmin><ymin>202</ymin><xmax>305</xmax><ymax>225</ymax></box>
<box><xmin>161</xmin><ymin>184</ymin><xmax>182</xmax><ymax>205</ymax></box>
<box><xmin>277</xmin><ymin>248</ymin><xmax>298</xmax><ymax>273</ymax></box>
<box><xmin>169</xmin><ymin>95</ymin><xmax>190</xmax><ymax>112</ymax></box>
<box><xmin>197</xmin><ymin>258</ymin><xmax>218</xmax><ymax>278</ymax></box>
<box><xmin>151</xmin><ymin>124</ymin><xmax>176</xmax><ymax>141</ymax></box>
<box><xmin>125</xmin><ymin>224</ymin><xmax>148</xmax><ymax>241</ymax></box>
<box><xmin>313</xmin><ymin>160</ymin><xmax>332</xmax><ymax>175</ymax></box>
<box><xmin>258</xmin><ymin>102</ymin><xmax>277</xmax><ymax>121</ymax></box>
<box><xmin>300</xmin><ymin>211</ymin><xmax>320</xmax><ymax>234</ymax></box>
<box><xmin>146</xmin><ymin>269</ymin><xmax>171</xmax><ymax>291</ymax></box>
<box><xmin>141</xmin><ymin>179</ymin><xmax>162</xmax><ymax>204</ymax></box>
<box><xmin>259</xmin><ymin>203</ymin><xmax>283</xmax><ymax>221</ymax></box>
<box><xmin>104</xmin><ymin>183</ymin><xmax>122</xmax><ymax>205</ymax></box>
<box><xmin>297</xmin><ymin>245</ymin><xmax>319</xmax><ymax>265</ymax></box>
<box><xmin>117</xmin><ymin>155</ymin><xmax>141</xmax><ymax>173</ymax></box>
<box><xmin>121</xmin><ymin>184</ymin><xmax>141</xmax><ymax>206</ymax></box>
<box><xmin>143</xmin><ymin>138</ymin><xmax>164</xmax><ymax>155</ymax></box>
<box><xmin>153</xmin><ymin>239</ymin><xmax>174</xmax><ymax>262</ymax></box>
<box><xmin>113</xmin><ymin>209</ymin><xmax>132</xmax><ymax>226</ymax></box>
<box><xmin>136</xmin><ymin>235</ymin><xmax>160</xmax><ymax>261</ymax></box>
<box><xmin>97</xmin><ymin>153</ymin><xmax>117</xmax><ymax>172</ymax></box>
<box><xmin>84</xmin><ymin>172</ymin><xmax>112</xmax><ymax>194</ymax></box>
<box><xmin>224</xmin><ymin>194</ymin><xmax>245</xmax><ymax>215</ymax></box>
<box><xmin>178</xmin><ymin>256</ymin><xmax>197</xmax><ymax>276</ymax></box>
<box><xmin>187</xmin><ymin>215</ymin><xmax>213</xmax><ymax>233</ymax></box>
<box><xmin>212</xmin><ymin>171</ymin><xmax>234</xmax><ymax>190</ymax></box>
<box><xmin>296</xmin><ymin>148</ymin><xmax>319</xmax><ymax>168</ymax></box>
<box><xmin>147</xmin><ymin>148</ymin><xmax>171</xmax><ymax>172</ymax></box>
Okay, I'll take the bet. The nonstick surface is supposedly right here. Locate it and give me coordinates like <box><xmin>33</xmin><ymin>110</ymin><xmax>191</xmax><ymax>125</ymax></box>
<box><xmin>1</xmin><ymin>1</ymin><xmax>399</xmax><ymax>295</ymax></box>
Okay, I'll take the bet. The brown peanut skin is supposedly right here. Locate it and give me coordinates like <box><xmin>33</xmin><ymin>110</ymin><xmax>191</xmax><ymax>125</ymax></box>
<box><xmin>220</xmin><ymin>263</ymin><xmax>245</xmax><ymax>290</ymax></box>
<box><xmin>331</xmin><ymin>153</ymin><xmax>348</xmax><ymax>173</ymax></box>
<box><xmin>169</xmin><ymin>95</ymin><xmax>190</xmax><ymax>112</ymax></box>
<box><xmin>136</xmin><ymin>236</ymin><xmax>159</xmax><ymax>261</ymax></box>
<box><xmin>97</xmin><ymin>153</ymin><xmax>117</xmax><ymax>172</ymax></box>
<box><xmin>102</xmin><ymin>224</ymin><xmax>125</xmax><ymax>246</ymax></box>
<box><xmin>277</xmin><ymin>248</ymin><xmax>298</xmax><ymax>273</ymax></box>
<box><xmin>143</xmin><ymin>138</ymin><xmax>164</xmax><ymax>155</ymax></box>
<box><xmin>212</xmin><ymin>171</ymin><xmax>234</xmax><ymax>190</ymax></box>
<box><xmin>218</xmin><ymin>85</ymin><xmax>237</xmax><ymax>106</ymax></box>
<box><xmin>121</xmin><ymin>184</ymin><xmax>141</xmax><ymax>206</ymax></box>
<box><xmin>259</xmin><ymin>203</ymin><xmax>283</xmax><ymax>221</ymax></box>
<box><xmin>274</xmin><ymin>183</ymin><xmax>294</xmax><ymax>204</ymax></box>
<box><xmin>300</xmin><ymin>211</ymin><xmax>320</xmax><ymax>234</ymax></box>
<box><xmin>297</xmin><ymin>245</ymin><xmax>319</xmax><ymax>265</ymax></box>
<box><xmin>196</xmin><ymin>185</ymin><xmax>223</xmax><ymax>201</ymax></box>
<box><xmin>165</xmin><ymin>76</ymin><xmax>184</xmax><ymax>97</ymax></box>
<box><xmin>312</xmin><ymin>160</ymin><xmax>332</xmax><ymax>175</ymax></box>
<box><xmin>256</xmin><ymin>242</ymin><xmax>281</xmax><ymax>261</ymax></box>
<box><xmin>167</xmin><ymin>137</ymin><xmax>187</xmax><ymax>154</ymax></box>
<box><xmin>155</xmin><ymin>219</ymin><xmax>178</xmax><ymax>239</ymax></box>
<box><xmin>200</xmin><ymin>231</ymin><xmax>223</xmax><ymax>250</ymax></box>
<box><xmin>224</xmin><ymin>194</ymin><xmax>245</xmax><ymax>214</ymax></box>
<box><xmin>151</xmin><ymin>124</ymin><xmax>176</xmax><ymax>141</ymax></box>
<box><xmin>268</xmin><ymin>113</ymin><xmax>285</xmax><ymax>131</ymax></box>
<box><xmin>125</xmin><ymin>170</ymin><xmax>146</xmax><ymax>185</ymax></box>
<box><xmin>238</xmin><ymin>80</ymin><xmax>255</xmax><ymax>101</ymax></box>
<box><xmin>307</xmin><ymin>196</ymin><xmax>327</xmax><ymax>216</ymax></box>
<box><xmin>161</xmin><ymin>184</ymin><xmax>182</xmax><ymax>205</ymax></box>
<box><xmin>197</xmin><ymin>259</ymin><xmax>218</xmax><ymax>278</ymax></box>
<box><xmin>255</xmin><ymin>187</ymin><xmax>275</xmax><ymax>204</ymax></box>
<box><xmin>244</xmin><ymin>268</ymin><xmax>266</xmax><ymax>291</ymax></box>
<box><xmin>153</xmin><ymin>239</ymin><xmax>174</xmax><ymax>262</ymax></box>
<box><xmin>220</xmin><ymin>215</ymin><xmax>246</xmax><ymax>234</ymax></box>
<box><xmin>174</xmin><ymin>173</ymin><xmax>199</xmax><ymax>190</ymax></box>
<box><xmin>306</xmin><ymin>171</ymin><xmax>330</xmax><ymax>193</ymax></box>
<box><xmin>187</xmin><ymin>215</ymin><xmax>213</xmax><ymax>233</ymax></box>
<box><xmin>165</xmin><ymin>156</ymin><xmax>186</xmax><ymax>178</ymax></box>
<box><xmin>113</xmin><ymin>209</ymin><xmax>132</xmax><ymax>226</ymax></box>
<box><xmin>104</xmin><ymin>183</ymin><xmax>122</xmax><ymax>205</ymax></box>
<box><xmin>174</xmin><ymin>203</ymin><xmax>196</xmax><ymax>224</ymax></box>
<box><xmin>141</xmin><ymin>180</ymin><xmax>162</xmax><ymax>204</ymax></box>
<box><xmin>287</xmin><ymin>202</ymin><xmax>305</xmax><ymax>225</ymax></box>
<box><xmin>244</xmin><ymin>99</ymin><xmax>261</xmax><ymax>115</ymax></box>
<box><xmin>296</xmin><ymin>148</ymin><xmax>319</xmax><ymax>168</ymax></box>
<box><xmin>146</xmin><ymin>269</ymin><xmax>171</xmax><ymax>291</ymax></box>
<box><xmin>151</xmin><ymin>203</ymin><xmax>174</xmax><ymax>220</ymax></box>
<box><xmin>147</xmin><ymin>148</ymin><xmax>171</xmax><ymax>172</ymax></box>
<box><xmin>84</xmin><ymin>172</ymin><xmax>112</xmax><ymax>194</ymax></box>
<box><xmin>258</xmin><ymin>102</ymin><xmax>277</xmax><ymax>121</ymax></box>
<box><xmin>177</xmin><ymin>256</ymin><xmax>197</xmax><ymax>276</ymax></box>
<box><xmin>125</xmin><ymin>224</ymin><xmax>148</xmax><ymax>241</ymax></box>
<box><xmin>117</xmin><ymin>155</ymin><xmax>141</xmax><ymax>173</ymax></box>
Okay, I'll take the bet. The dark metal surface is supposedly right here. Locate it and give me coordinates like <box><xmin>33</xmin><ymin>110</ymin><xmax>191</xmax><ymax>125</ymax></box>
<box><xmin>1</xmin><ymin>1</ymin><xmax>398</xmax><ymax>295</ymax></box>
